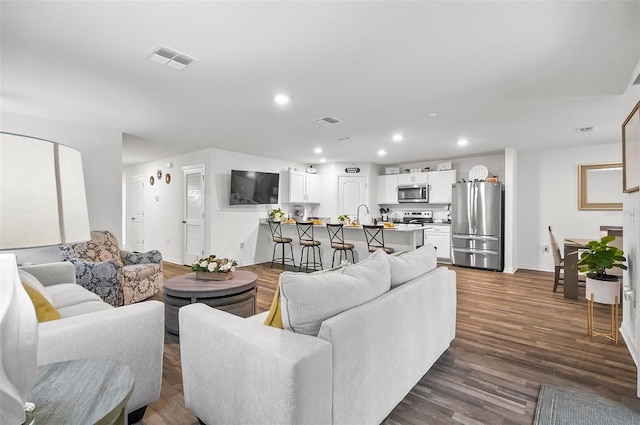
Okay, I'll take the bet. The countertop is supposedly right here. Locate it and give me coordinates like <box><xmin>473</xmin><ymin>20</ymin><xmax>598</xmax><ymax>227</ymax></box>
<box><xmin>260</xmin><ymin>219</ymin><xmax>426</xmax><ymax>232</ymax></box>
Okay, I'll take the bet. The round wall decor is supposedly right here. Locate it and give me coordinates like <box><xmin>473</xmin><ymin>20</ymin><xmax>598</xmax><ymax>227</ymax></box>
<box><xmin>165</xmin><ymin>173</ymin><xmax>171</xmax><ymax>184</ymax></box>
<box><xmin>150</xmin><ymin>176</ymin><xmax>155</xmax><ymax>185</ymax></box>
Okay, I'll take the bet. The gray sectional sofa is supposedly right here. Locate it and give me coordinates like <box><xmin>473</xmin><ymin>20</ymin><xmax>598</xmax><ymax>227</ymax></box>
<box><xmin>19</xmin><ymin>262</ymin><xmax>164</xmax><ymax>423</ymax></box>
<box><xmin>179</xmin><ymin>244</ymin><xmax>457</xmax><ymax>425</ymax></box>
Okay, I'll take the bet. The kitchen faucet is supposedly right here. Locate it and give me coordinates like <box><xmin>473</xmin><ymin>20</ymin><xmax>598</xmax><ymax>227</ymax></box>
<box><xmin>356</xmin><ymin>204</ymin><xmax>369</xmax><ymax>224</ymax></box>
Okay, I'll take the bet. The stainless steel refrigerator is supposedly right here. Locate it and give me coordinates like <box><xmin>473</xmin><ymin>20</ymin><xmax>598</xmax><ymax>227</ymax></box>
<box><xmin>451</xmin><ymin>181</ymin><xmax>503</xmax><ymax>271</ymax></box>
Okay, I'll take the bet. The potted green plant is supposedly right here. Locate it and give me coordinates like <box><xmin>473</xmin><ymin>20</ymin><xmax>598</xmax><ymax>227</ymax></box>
<box><xmin>269</xmin><ymin>208</ymin><xmax>285</xmax><ymax>222</ymax></box>
<box><xmin>338</xmin><ymin>214</ymin><xmax>350</xmax><ymax>225</ymax></box>
<box><xmin>574</xmin><ymin>235</ymin><xmax>627</xmax><ymax>308</ymax></box>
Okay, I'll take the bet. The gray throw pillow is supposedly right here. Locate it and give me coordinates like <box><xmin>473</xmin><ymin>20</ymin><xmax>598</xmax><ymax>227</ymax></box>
<box><xmin>279</xmin><ymin>249</ymin><xmax>391</xmax><ymax>336</ymax></box>
<box><xmin>387</xmin><ymin>243</ymin><xmax>438</xmax><ymax>288</ymax></box>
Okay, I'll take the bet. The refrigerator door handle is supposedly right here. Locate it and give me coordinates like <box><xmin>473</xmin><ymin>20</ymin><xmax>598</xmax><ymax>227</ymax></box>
<box><xmin>452</xmin><ymin>235</ymin><xmax>500</xmax><ymax>241</ymax></box>
<box><xmin>471</xmin><ymin>181</ymin><xmax>478</xmax><ymax>234</ymax></box>
<box><xmin>452</xmin><ymin>247</ymin><xmax>500</xmax><ymax>255</ymax></box>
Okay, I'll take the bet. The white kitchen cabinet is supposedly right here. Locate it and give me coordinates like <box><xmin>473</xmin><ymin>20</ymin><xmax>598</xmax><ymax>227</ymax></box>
<box><xmin>283</xmin><ymin>170</ymin><xmax>321</xmax><ymax>203</ymax></box>
<box><xmin>427</xmin><ymin>170</ymin><xmax>457</xmax><ymax>204</ymax></box>
<box><xmin>377</xmin><ymin>175</ymin><xmax>399</xmax><ymax>204</ymax></box>
<box><xmin>424</xmin><ymin>224</ymin><xmax>451</xmax><ymax>261</ymax></box>
<box><xmin>304</xmin><ymin>173</ymin><xmax>322</xmax><ymax>203</ymax></box>
<box><xmin>398</xmin><ymin>172</ymin><xmax>429</xmax><ymax>186</ymax></box>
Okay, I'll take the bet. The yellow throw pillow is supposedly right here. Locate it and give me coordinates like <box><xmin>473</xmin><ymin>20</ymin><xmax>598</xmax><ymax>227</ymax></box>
<box><xmin>22</xmin><ymin>283</ymin><xmax>60</xmax><ymax>322</ymax></box>
<box><xmin>263</xmin><ymin>284</ymin><xmax>284</xmax><ymax>329</ymax></box>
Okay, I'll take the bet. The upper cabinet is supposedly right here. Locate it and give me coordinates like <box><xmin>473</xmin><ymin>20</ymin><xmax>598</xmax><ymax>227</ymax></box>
<box><xmin>377</xmin><ymin>170</ymin><xmax>457</xmax><ymax>205</ymax></box>
<box><xmin>428</xmin><ymin>170</ymin><xmax>457</xmax><ymax>204</ymax></box>
<box><xmin>377</xmin><ymin>175</ymin><xmax>399</xmax><ymax>204</ymax></box>
<box><xmin>283</xmin><ymin>170</ymin><xmax>321</xmax><ymax>203</ymax></box>
<box><xmin>398</xmin><ymin>173</ymin><xmax>429</xmax><ymax>186</ymax></box>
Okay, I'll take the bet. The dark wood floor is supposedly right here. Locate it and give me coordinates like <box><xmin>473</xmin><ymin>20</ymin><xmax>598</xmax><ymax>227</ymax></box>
<box><xmin>141</xmin><ymin>262</ymin><xmax>639</xmax><ymax>425</ymax></box>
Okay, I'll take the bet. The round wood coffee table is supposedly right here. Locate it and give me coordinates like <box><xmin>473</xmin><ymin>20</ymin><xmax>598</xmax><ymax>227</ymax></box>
<box><xmin>163</xmin><ymin>270</ymin><xmax>258</xmax><ymax>335</ymax></box>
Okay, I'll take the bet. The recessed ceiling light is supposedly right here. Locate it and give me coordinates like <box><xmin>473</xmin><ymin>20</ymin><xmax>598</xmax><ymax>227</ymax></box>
<box><xmin>314</xmin><ymin>148</ymin><xmax>323</xmax><ymax>154</ymax></box>
<box><xmin>457</xmin><ymin>139</ymin><xmax>469</xmax><ymax>146</ymax></box>
<box><xmin>274</xmin><ymin>94</ymin><xmax>290</xmax><ymax>105</ymax></box>
<box><xmin>392</xmin><ymin>134</ymin><xmax>403</xmax><ymax>142</ymax></box>
<box><xmin>378</xmin><ymin>150</ymin><xmax>386</xmax><ymax>156</ymax></box>
<box><xmin>320</xmin><ymin>158</ymin><xmax>327</xmax><ymax>163</ymax></box>
<box><xmin>427</xmin><ymin>113</ymin><xmax>438</xmax><ymax>118</ymax></box>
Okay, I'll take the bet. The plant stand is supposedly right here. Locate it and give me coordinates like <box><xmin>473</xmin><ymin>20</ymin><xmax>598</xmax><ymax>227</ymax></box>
<box><xmin>586</xmin><ymin>277</ymin><xmax>620</xmax><ymax>345</ymax></box>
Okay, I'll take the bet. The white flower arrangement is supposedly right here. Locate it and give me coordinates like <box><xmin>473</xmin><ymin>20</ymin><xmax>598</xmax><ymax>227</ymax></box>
<box><xmin>191</xmin><ymin>255</ymin><xmax>238</xmax><ymax>273</ymax></box>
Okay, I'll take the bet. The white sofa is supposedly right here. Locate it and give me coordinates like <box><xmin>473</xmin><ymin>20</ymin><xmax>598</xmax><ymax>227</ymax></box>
<box><xmin>19</xmin><ymin>262</ymin><xmax>164</xmax><ymax>423</ymax></box>
<box><xmin>180</xmin><ymin>245</ymin><xmax>456</xmax><ymax>425</ymax></box>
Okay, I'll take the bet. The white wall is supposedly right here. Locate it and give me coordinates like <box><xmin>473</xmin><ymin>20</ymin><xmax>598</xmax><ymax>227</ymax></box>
<box><xmin>621</xmin><ymin>189</ymin><xmax>640</xmax><ymax>397</ymax></box>
<box><xmin>315</xmin><ymin>162</ymin><xmax>380</xmax><ymax>222</ymax></box>
<box><xmin>504</xmin><ymin>148</ymin><xmax>518</xmax><ymax>273</ymax></box>
<box><xmin>398</xmin><ymin>153</ymin><xmax>506</xmax><ymax>182</ymax></box>
<box><xmin>1</xmin><ymin>112</ymin><xmax>122</xmax><ymax>264</ymax></box>
<box><xmin>124</xmin><ymin>148</ymin><xmax>305</xmax><ymax>265</ymax></box>
<box><xmin>517</xmin><ymin>143</ymin><xmax>623</xmax><ymax>272</ymax></box>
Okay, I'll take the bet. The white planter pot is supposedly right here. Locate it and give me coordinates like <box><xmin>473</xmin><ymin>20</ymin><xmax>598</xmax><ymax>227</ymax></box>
<box><xmin>585</xmin><ymin>276</ymin><xmax>620</xmax><ymax>305</ymax></box>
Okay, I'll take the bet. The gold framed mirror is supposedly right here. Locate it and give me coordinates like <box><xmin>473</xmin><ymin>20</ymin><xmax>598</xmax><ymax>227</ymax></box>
<box><xmin>578</xmin><ymin>163</ymin><xmax>623</xmax><ymax>210</ymax></box>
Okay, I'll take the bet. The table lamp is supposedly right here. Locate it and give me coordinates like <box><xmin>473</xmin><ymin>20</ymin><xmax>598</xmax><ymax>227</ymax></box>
<box><xmin>0</xmin><ymin>132</ymin><xmax>91</xmax><ymax>424</ymax></box>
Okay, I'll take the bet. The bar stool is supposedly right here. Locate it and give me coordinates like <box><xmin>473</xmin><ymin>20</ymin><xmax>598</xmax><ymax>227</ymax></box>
<box><xmin>268</xmin><ymin>220</ymin><xmax>296</xmax><ymax>270</ymax></box>
<box><xmin>326</xmin><ymin>223</ymin><xmax>355</xmax><ymax>267</ymax></box>
<box><xmin>296</xmin><ymin>221</ymin><xmax>323</xmax><ymax>272</ymax></box>
<box><xmin>362</xmin><ymin>225</ymin><xmax>395</xmax><ymax>254</ymax></box>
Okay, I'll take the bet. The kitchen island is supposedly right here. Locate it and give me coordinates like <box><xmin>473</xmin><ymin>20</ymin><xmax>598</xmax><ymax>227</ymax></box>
<box><xmin>259</xmin><ymin>219</ymin><xmax>424</xmax><ymax>269</ymax></box>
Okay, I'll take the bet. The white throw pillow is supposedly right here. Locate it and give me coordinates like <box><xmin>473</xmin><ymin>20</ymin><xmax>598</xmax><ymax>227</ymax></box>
<box><xmin>388</xmin><ymin>243</ymin><xmax>438</xmax><ymax>288</ymax></box>
<box><xmin>19</xmin><ymin>269</ymin><xmax>54</xmax><ymax>304</ymax></box>
<box><xmin>279</xmin><ymin>249</ymin><xmax>391</xmax><ymax>336</ymax></box>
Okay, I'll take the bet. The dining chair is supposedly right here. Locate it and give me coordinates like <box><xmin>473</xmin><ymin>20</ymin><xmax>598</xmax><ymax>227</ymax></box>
<box><xmin>362</xmin><ymin>225</ymin><xmax>395</xmax><ymax>254</ymax></box>
<box><xmin>295</xmin><ymin>222</ymin><xmax>323</xmax><ymax>272</ymax></box>
<box><xmin>548</xmin><ymin>226</ymin><xmax>564</xmax><ymax>292</ymax></box>
<box><xmin>326</xmin><ymin>223</ymin><xmax>355</xmax><ymax>267</ymax></box>
<box><xmin>548</xmin><ymin>225</ymin><xmax>585</xmax><ymax>292</ymax></box>
<box><xmin>268</xmin><ymin>220</ymin><xmax>296</xmax><ymax>270</ymax></box>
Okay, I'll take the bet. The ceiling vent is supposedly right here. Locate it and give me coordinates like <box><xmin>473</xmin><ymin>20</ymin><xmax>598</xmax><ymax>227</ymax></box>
<box><xmin>333</xmin><ymin>136</ymin><xmax>352</xmax><ymax>142</ymax></box>
<box><xmin>147</xmin><ymin>45</ymin><xmax>196</xmax><ymax>70</ymax></box>
<box><xmin>575</xmin><ymin>126</ymin><xmax>594</xmax><ymax>133</ymax></box>
<box><xmin>313</xmin><ymin>116</ymin><xmax>342</xmax><ymax>125</ymax></box>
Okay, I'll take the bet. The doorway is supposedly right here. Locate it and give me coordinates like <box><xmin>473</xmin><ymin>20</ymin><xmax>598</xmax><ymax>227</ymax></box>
<box><xmin>183</xmin><ymin>165</ymin><xmax>206</xmax><ymax>265</ymax></box>
<box><xmin>128</xmin><ymin>175</ymin><xmax>145</xmax><ymax>252</ymax></box>
<box><xmin>338</xmin><ymin>176</ymin><xmax>367</xmax><ymax>220</ymax></box>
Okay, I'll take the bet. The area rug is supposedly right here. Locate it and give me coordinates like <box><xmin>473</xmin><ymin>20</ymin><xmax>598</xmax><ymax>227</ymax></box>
<box><xmin>534</xmin><ymin>384</ymin><xmax>640</xmax><ymax>425</ymax></box>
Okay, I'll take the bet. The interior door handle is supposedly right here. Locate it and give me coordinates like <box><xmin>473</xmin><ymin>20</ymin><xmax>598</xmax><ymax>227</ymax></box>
<box><xmin>182</xmin><ymin>220</ymin><xmax>187</xmax><ymax>224</ymax></box>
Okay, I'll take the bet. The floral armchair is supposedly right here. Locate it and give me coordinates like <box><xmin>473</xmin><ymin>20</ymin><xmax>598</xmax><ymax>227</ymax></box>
<box><xmin>59</xmin><ymin>230</ymin><xmax>163</xmax><ymax>307</ymax></box>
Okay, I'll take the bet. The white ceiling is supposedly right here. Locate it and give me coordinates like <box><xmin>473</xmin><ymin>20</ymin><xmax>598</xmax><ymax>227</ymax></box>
<box><xmin>2</xmin><ymin>1</ymin><xmax>640</xmax><ymax>167</ymax></box>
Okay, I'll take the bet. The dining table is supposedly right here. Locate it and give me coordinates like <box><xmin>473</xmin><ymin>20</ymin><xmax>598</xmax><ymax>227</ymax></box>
<box><xmin>563</xmin><ymin>238</ymin><xmax>590</xmax><ymax>300</ymax></box>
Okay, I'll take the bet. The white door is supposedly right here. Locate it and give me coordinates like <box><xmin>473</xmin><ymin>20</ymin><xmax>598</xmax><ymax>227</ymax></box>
<box><xmin>129</xmin><ymin>176</ymin><xmax>145</xmax><ymax>252</ymax></box>
<box><xmin>338</xmin><ymin>176</ymin><xmax>367</xmax><ymax>221</ymax></box>
<box><xmin>183</xmin><ymin>166</ymin><xmax>206</xmax><ymax>265</ymax></box>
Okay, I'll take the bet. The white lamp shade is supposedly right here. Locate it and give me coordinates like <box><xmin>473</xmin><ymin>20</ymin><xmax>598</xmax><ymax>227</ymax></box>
<box><xmin>0</xmin><ymin>132</ymin><xmax>90</xmax><ymax>249</ymax></box>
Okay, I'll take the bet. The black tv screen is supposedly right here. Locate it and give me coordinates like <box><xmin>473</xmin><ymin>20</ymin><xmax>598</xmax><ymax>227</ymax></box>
<box><xmin>230</xmin><ymin>170</ymin><xmax>280</xmax><ymax>205</ymax></box>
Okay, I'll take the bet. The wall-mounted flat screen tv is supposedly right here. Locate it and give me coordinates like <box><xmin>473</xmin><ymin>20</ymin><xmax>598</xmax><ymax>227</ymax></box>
<box><xmin>230</xmin><ymin>170</ymin><xmax>280</xmax><ymax>205</ymax></box>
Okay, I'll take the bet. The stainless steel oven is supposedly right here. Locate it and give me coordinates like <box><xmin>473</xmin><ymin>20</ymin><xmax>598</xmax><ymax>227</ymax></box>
<box><xmin>398</xmin><ymin>184</ymin><xmax>428</xmax><ymax>203</ymax></box>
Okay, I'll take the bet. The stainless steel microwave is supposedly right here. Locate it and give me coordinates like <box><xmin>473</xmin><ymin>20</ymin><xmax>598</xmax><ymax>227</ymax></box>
<box><xmin>398</xmin><ymin>184</ymin><xmax>428</xmax><ymax>203</ymax></box>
